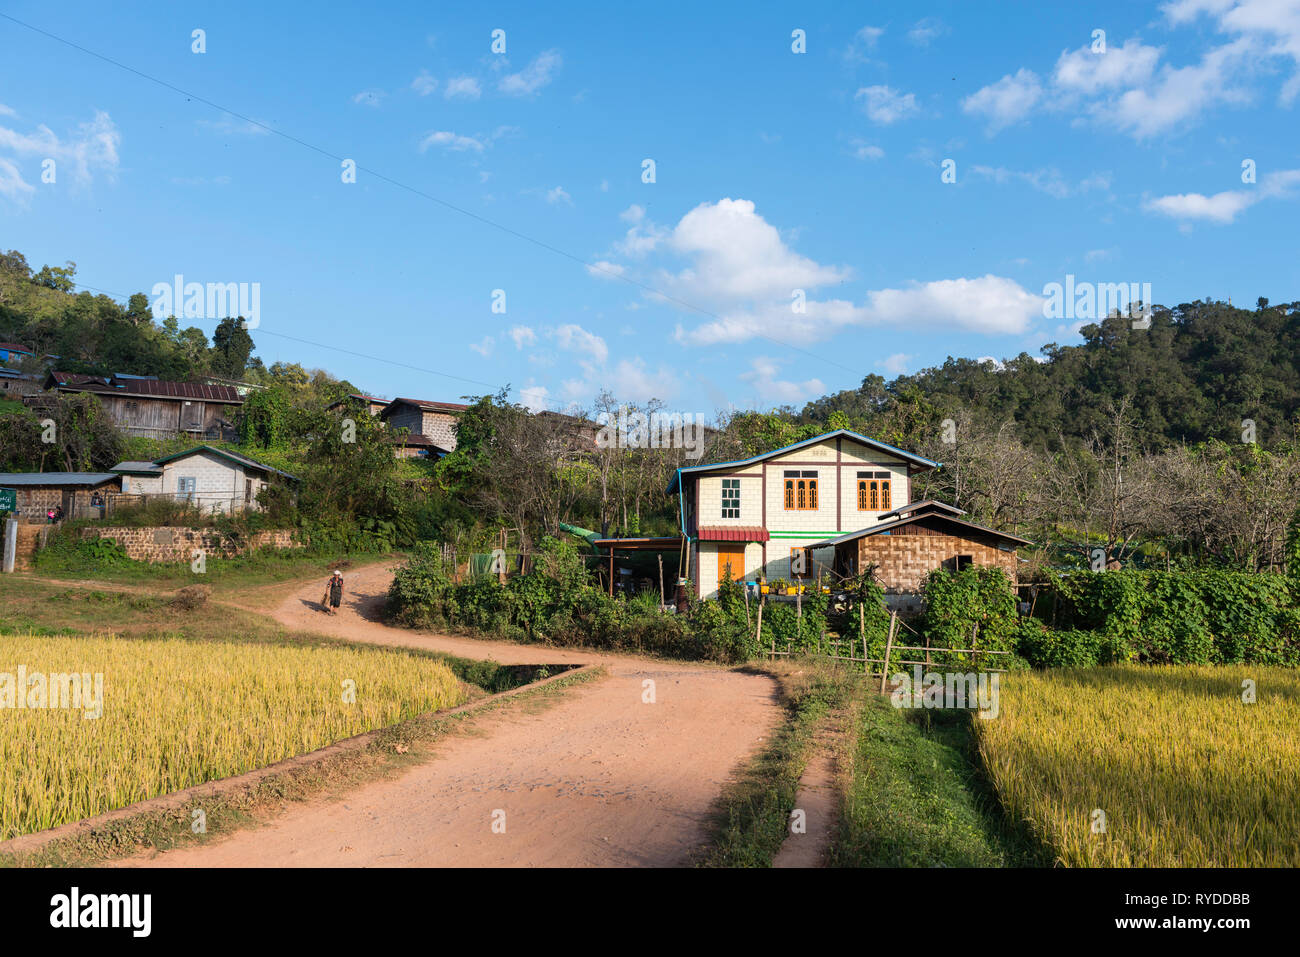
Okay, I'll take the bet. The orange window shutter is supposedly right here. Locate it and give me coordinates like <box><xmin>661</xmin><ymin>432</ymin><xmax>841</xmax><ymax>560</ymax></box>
<box><xmin>784</xmin><ymin>480</ymin><xmax>794</xmax><ymax>509</ymax></box>
<box><xmin>809</xmin><ymin>479</ymin><xmax>818</xmax><ymax>509</ymax></box>
<box><xmin>858</xmin><ymin>480</ymin><xmax>867</xmax><ymax>510</ymax></box>
<box><xmin>870</xmin><ymin>481</ymin><xmax>878</xmax><ymax>510</ymax></box>
<box><xmin>881</xmin><ymin>480</ymin><xmax>891</xmax><ymax>509</ymax></box>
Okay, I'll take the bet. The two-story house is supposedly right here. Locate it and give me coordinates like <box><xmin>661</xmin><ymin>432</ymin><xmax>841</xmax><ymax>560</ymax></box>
<box><xmin>668</xmin><ymin>429</ymin><xmax>943</xmax><ymax>599</ymax></box>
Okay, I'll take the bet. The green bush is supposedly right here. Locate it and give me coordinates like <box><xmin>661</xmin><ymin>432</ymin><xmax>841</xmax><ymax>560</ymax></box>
<box><xmin>918</xmin><ymin>566</ymin><xmax>1020</xmax><ymax>667</ymax></box>
<box><xmin>1054</xmin><ymin>570</ymin><xmax>1300</xmax><ymax>666</ymax></box>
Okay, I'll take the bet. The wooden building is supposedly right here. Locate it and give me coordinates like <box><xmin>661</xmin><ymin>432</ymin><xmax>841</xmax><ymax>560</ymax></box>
<box><xmin>379</xmin><ymin>398</ymin><xmax>467</xmax><ymax>452</ymax></box>
<box><xmin>326</xmin><ymin>393</ymin><xmax>390</xmax><ymax>417</ymax></box>
<box><xmin>38</xmin><ymin>372</ymin><xmax>243</xmax><ymax>439</ymax></box>
<box><xmin>802</xmin><ymin>500</ymin><xmax>1032</xmax><ymax>608</ymax></box>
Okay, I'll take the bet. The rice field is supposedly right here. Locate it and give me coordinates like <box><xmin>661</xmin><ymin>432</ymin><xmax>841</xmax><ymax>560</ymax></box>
<box><xmin>974</xmin><ymin>664</ymin><xmax>1300</xmax><ymax>866</ymax></box>
<box><xmin>0</xmin><ymin>633</ymin><xmax>466</xmax><ymax>840</ymax></box>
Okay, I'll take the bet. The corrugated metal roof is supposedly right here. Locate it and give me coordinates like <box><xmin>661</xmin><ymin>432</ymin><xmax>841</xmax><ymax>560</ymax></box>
<box><xmin>0</xmin><ymin>473</ymin><xmax>120</xmax><ymax>487</ymax></box>
<box><xmin>150</xmin><ymin>445</ymin><xmax>299</xmax><ymax>482</ymax></box>
<box><xmin>697</xmin><ymin>526</ymin><xmax>770</xmax><ymax>542</ymax></box>
<box><xmin>805</xmin><ymin>513</ymin><xmax>1034</xmax><ymax>549</ymax></box>
<box><xmin>382</xmin><ymin>397</ymin><xmax>469</xmax><ymax>415</ymax></box>
<box><xmin>49</xmin><ymin>372</ymin><xmax>242</xmax><ymax>403</ymax></box>
<box><xmin>110</xmin><ymin>461</ymin><xmax>164</xmax><ymax>474</ymax></box>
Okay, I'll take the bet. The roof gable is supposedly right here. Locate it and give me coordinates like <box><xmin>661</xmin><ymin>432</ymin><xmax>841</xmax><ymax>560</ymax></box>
<box><xmin>667</xmin><ymin>429</ymin><xmax>941</xmax><ymax>494</ymax></box>
<box><xmin>150</xmin><ymin>445</ymin><xmax>299</xmax><ymax>482</ymax></box>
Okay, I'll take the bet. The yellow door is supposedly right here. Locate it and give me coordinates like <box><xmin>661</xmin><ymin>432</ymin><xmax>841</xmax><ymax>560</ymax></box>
<box><xmin>717</xmin><ymin>543</ymin><xmax>746</xmax><ymax>585</ymax></box>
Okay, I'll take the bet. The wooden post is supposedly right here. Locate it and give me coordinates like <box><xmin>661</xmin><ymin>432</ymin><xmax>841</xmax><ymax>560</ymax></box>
<box><xmin>608</xmin><ymin>545</ymin><xmax>614</xmax><ymax>598</ymax></box>
<box><xmin>658</xmin><ymin>553</ymin><xmax>665</xmax><ymax>607</ymax></box>
<box><xmin>756</xmin><ymin>595</ymin><xmax>766</xmax><ymax>657</ymax></box>
<box><xmin>879</xmin><ymin>611</ymin><xmax>897</xmax><ymax>693</ymax></box>
<box><xmin>743</xmin><ymin>582</ymin><xmax>752</xmax><ymax>627</ymax></box>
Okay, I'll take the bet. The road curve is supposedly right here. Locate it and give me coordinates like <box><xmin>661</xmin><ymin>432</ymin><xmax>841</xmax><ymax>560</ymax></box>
<box><xmin>124</xmin><ymin>563</ymin><xmax>781</xmax><ymax>867</ymax></box>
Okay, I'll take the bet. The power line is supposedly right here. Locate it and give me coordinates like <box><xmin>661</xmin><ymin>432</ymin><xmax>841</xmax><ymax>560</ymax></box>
<box><xmin>0</xmin><ymin>11</ymin><xmax>866</xmax><ymax>382</ymax></box>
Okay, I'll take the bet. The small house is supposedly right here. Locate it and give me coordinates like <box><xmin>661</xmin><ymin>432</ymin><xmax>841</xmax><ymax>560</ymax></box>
<box><xmin>110</xmin><ymin>445</ymin><xmax>298</xmax><ymax>514</ymax></box>
<box><xmin>39</xmin><ymin>372</ymin><xmax>244</xmax><ymax>439</ymax></box>
<box><xmin>0</xmin><ymin>472</ymin><xmax>122</xmax><ymax>521</ymax></box>
<box><xmin>379</xmin><ymin>398</ymin><xmax>467</xmax><ymax>452</ymax></box>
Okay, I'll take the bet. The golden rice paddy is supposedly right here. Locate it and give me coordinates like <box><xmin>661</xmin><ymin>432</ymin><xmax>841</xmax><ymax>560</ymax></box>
<box><xmin>0</xmin><ymin>633</ymin><xmax>465</xmax><ymax>840</ymax></box>
<box><xmin>974</xmin><ymin>664</ymin><xmax>1300</xmax><ymax>866</ymax></box>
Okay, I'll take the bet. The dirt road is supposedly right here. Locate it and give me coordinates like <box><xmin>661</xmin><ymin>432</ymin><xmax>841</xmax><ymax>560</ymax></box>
<box><xmin>125</xmin><ymin>564</ymin><xmax>781</xmax><ymax>867</ymax></box>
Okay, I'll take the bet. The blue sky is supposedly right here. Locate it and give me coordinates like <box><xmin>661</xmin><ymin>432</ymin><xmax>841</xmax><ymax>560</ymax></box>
<box><xmin>2</xmin><ymin>0</ymin><xmax>1299</xmax><ymax>416</ymax></box>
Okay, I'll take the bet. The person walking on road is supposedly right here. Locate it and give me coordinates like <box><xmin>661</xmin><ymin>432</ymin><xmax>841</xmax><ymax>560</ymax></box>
<box><xmin>322</xmin><ymin>570</ymin><xmax>344</xmax><ymax>615</ymax></box>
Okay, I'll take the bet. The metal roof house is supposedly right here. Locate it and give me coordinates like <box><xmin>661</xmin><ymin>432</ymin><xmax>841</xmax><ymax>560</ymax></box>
<box><xmin>110</xmin><ymin>445</ymin><xmax>298</xmax><ymax>514</ymax></box>
<box><xmin>38</xmin><ymin>372</ymin><xmax>244</xmax><ymax>439</ymax></box>
<box><xmin>0</xmin><ymin>472</ymin><xmax>123</xmax><ymax>521</ymax></box>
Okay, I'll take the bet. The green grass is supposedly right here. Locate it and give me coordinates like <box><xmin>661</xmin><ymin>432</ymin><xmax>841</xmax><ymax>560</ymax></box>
<box><xmin>27</xmin><ymin>538</ymin><xmax>394</xmax><ymax>597</ymax></box>
<box><xmin>699</xmin><ymin>661</ymin><xmax>858</xmax><ymax>867</ymax></box>
<box><xmin>828</xmin><ymin>695</ymin><xmax>1048</xmax><ymax>868</ymax></box>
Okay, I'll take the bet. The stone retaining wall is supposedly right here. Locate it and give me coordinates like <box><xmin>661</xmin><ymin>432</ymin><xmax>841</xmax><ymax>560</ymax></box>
<box><xmin>81</xmin><ymin>526</ymin><xmax>301</xmax><ymax>563</ymax></box>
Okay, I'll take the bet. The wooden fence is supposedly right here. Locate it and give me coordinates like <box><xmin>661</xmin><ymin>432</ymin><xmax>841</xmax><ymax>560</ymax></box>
<box><xmin>761</xmin><ymin>596</ymin><xmax>1012</xmax><ymax>691</ymax></box>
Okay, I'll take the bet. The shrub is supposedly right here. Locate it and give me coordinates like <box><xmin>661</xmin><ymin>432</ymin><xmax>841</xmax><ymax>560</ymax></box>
<box><xmin>1054</xmin><ymin>570</ymin><xmax>1300</xmax><ymax>666</ymax></box>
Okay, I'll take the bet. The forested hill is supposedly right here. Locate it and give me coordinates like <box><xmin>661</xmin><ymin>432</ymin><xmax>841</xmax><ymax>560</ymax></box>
<box><xmin>798</xmin><ymin>298</ymin><xmax>1300</xmax><ymax>451</ymax></box>
<box><xmin>0</xmin><ymin>249</ymin><xmax>357</xmax><ymax>399</ymax></box>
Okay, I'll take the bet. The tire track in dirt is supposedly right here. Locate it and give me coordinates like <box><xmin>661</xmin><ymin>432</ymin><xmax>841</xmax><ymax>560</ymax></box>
<box><xmin>121</xmin><ymin>563</ymin><xmax>782</xmax><ymax>867</ymax></box>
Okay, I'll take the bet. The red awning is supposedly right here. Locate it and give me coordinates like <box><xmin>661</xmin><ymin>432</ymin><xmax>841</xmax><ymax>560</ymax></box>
<box><xmin>697</xmin><ymin>526</ymin><xmax>769</xmax><ymax>542</ymax></box>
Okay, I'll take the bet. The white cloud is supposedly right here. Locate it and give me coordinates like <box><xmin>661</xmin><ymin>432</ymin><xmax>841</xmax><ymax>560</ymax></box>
<box><xmin>554</xmin><ymin>324</ymin><xmax>609</xmax><ymax>364</ymax></box>
<box><xmin>499</xmin><ymin>50</ymin><xmax>562</xmax><ymax>96</ymax></box>
<box><xmin>419</xmin><ymin>130</ymin><xmax>485</xmax><ymax>152</ymax></box>
<box><xmin>545</xmin><ymin>185</ymin><xmax>572</xmax><ymax>205</ymax></box>
<box><xmin>862</xmin><ymin>275</ymin><xmax>1042</xmax><ymax>334</ymax></box>
<box><xmin>508</xmin><ymin>326</ymin><xmax>537</xmax><ymax>349</ymax></box>
<box><xmin>586</xmin><ymin>260</ymin><xmax>625</xmax><ymax>279</ymax></box>
<box><xmin>664</xmin><ymin>198</ymin><xmax>850</xmax><ymax>303</ymax></box>
<box><xmin>1053</xmin><ymin>40</ymin><xmax>1162</xmax><ymax>95</ymax></box>
<box><xmin>849</xmin><ymin>139</ymin><xmax>885</xmax><ymax>160</ymax></box>
<box><xmin>908</xmin><ymin>18</ymin><xmax>946</xmax><ymax>46</ymax></box>
<box><xmin>0</xmin><ymin>110</ymin><xmax>120</xmax><ymax>187</ymax></box>
<box><xmin>620</xmin><ymin>204</ymin><xmax>645</xmax><ymax>223</ymax></box>
<box><xmin>350</xmin><ymin>89</ymin><xmax>385</xmax><ymax>107</ymax></box>
<box><xmin>444</xmin><ymin>76</ymin><xmax>481</xmax><ymax>101</ymax></box>
<box><xmin>1142</xmin><ymin>168</ymin><xmax>1300</xmax><ymax>222</ymax></box>
<box><xmin>1107</xmin><ymin>37</ymin><xmax>1254</xmax><ymax>138</ymax></box>
<box><xmin>970</xmin><ymin>165</ymin><xmax>1110</xmax><ymax>199</ymax></box>
<box><xmin>0</xmin><ymin>157</ymin><xmax>35</xmax><ymax>200</ymax></box>
<box><xmin>876</xmin><ymin>353</ymin><xmax>913</xmax><ymax>375</ymax></box>
<box><xmin>1164</xmin><ymin>0</ymin><xmax>1300</xmax><ymax>103</ymax></box>
<box><xmin>855</xmin><ymin>85</ymin><xmax>920</xmax><ymax>124</ymax></box>
<box><xmin>962</xmin><ymin>68</ymin><xmax>1043</xmax><ymax>132</ymax></box>
<box><xmin>844</xmin><ymin>26</ymin><xmax>885</xmax><ymax>63</ymax></box>
<box><xmin>740</xmin><ymin>357</ymin><xmax>826</xmax><ymax>406</ymax></box>
<box><xmin>411</xmin><ymin>71</ymin><xmax>438</xmax><ymax>96</ymax></box>
<box><xmin>518</xmin><ymin>383</ymin><xmax>550</xmax><ymax>412</ymax></box>
<box><xmin>469</xmin><ymin>336</ymin><xmax>494</xmax><ymax>357</ymax></box>
<box><xmin>0</xmin><ymin>104</ymin><xmax>16</xmax><ymax>118</ymax></box>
